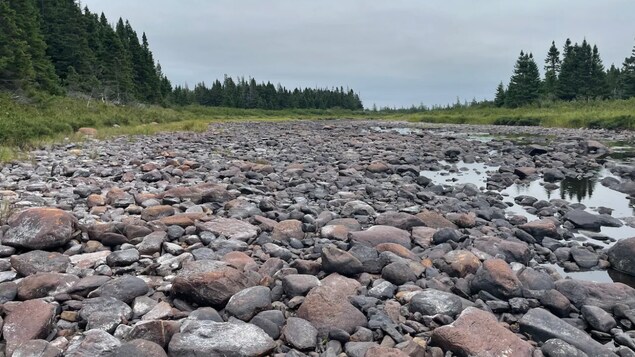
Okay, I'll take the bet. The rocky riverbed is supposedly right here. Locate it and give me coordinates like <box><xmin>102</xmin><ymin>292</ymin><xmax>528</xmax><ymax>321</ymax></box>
<box><xmin>0</xmin><ymin>120</ymin><xmax>635</xmax><ymax>356</ymax></box>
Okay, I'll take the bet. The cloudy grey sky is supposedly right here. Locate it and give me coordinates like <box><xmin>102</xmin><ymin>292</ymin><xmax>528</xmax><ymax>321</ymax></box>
<box><xmin>82</xmin><ymin>0</ymin><xmax>634</xmax><ymax>108</ymax></box>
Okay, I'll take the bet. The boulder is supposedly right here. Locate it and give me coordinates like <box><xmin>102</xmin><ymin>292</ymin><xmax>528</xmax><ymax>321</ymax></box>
<box><xmin>10</xmin><ymin>250</ymin><xmax>70</xmax><ymax>276</ymax></box>
<box><xmin>349</xmin><ymin>225</ymin><xmax>411</xmax><ymax>249</ymax></box>
<box><xmin>3</xmin><ymin>300</ymin><xmax>56</xmax><ymax>357</ymax></box>
<box><xmin>409</xmin><ymin>289</ymin><xmax>464</xmax><ymax>317</ymax></box>
<box><xmin>555</xmin><ymin>279</ymin><xmax>635</xmax><ymax>311</ymax></box>
<box><xmin>608</xmin><ymin>237</ymin><xmax>635</xmax><ymax>276</ymax></box>
<box><xmin>471</xmin><ymin>258</ymin><xmax>523</xmax><ymax>298</ymax></box>
<box><xmin>432</xmin><ymin>307</ymin><xmax>534</xmax><ymax>357</ymax></box>
<box><xmin>2</xmin><ymin>208</ymin><xmax>80</xmax><ymax>250</ymax></box>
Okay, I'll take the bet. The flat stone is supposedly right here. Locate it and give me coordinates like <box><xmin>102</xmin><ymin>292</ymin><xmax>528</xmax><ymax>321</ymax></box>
<box><xmin>283</xmin><ymin>317</ymin><xmax>318</xmax><ymax>350</ymax></box>
<box><xmin>349</xmin><ymin>225</ymin><xmax>411</xmax><ymax>249</ymax></box>
<box><xmin>10</xmin><ymin>250</ymin><xmax>70</xmax><ymax>276</ymax></box>
<box><xmin>409</xmin><ymin>289</ymin><xmax>464</xmax><ymax>317</ymax></box>
<box><xmin>519</xmin><ymin>308</ymin><xmax>617</xmax><ymax>357</ymax></box>
<box><xmin>433</xmin><ymin>307</ymin><xmax>534</xmax><ymax>357</ymax></box>
<box><xmin>3</xmin><ymin>300</ymin><xmax>56</xmax><ymax>357</ymax></box>
<box><xmin>65</xmin><ymin>329</ymin><xmax>122</xmax><ymax>357</ymax></box>
<box><xmin>168</xmin><ymin>320</ymin><xmax>276</xmax><ymax>357</ymax></box>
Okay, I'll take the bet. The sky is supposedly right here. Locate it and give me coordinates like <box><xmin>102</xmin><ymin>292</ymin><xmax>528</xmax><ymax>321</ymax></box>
<box><xmin>82</xmin><ymin>0</ymin><xmax>635</xmax><ymax>108</ymax></box>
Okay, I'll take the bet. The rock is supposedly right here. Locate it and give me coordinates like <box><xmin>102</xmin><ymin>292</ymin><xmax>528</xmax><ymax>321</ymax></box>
<box><xmin>282</xmin><ymin>274</ymin><xmax>321</xmax><ymax>297</ymax></box>
<box><xmin>349</xmin><ymin>225</ymin><xmax>411</xmax><ymax>249</ymax></box>
<box><xmin>3</xmin><ymin>300</ymin><xmax>56</xmax><ymax>357</ymax></box>
<box><xmin>341</xmin><ymin>200</ymin><xmax>376</xmax><ymax>216</ymax></box>
<box><xmin>17</xmin><ymin>272</ymin><xmax>78</xmax><ymax>300</ymax></box>
<box><xmin>409</xmin><ymin>289</ymin><xmax>464</xmax><ymax>317</ymax></box>
<box><xmin>555</xmin><ymin>279</ymin><xmax>635</xmax><ymax>311</ymax></box>
<box><xmin>115</xmin><ymin>339</ymin><xmax>168</xmax><ymax>357</ymax></box>
<box><xmin>89</xmin><ymin>275</ymin><xmax>149</xmax><ymax>304</ymax></box>
<box><xmin>321</xmin><ymin>245</ymin><xmax>364</xmax><ymax>276</ymax></box>
<box><xmin>345</xmin><ymin>342</ymin><xmax>379</xmax><ymax>357</ymax></box>
<box><xmin>172</xmin><ymin>260</ymin><xmax>260</xmax><ymax>306</ymax></box>
<box><xmin>580</xmin><ymin>305</ymin><xmax>617</xmax><ymax>332</ymax></box>
<box><xmin>608</xmin><ymin>237</ymin><xmax>635</xmax><ymax>276</ymax></box>
<box><xmin>564</xmin><ymin>210</ymin><xmax>604</xmax><ymax>230</ymax></box>
<box><xmin>518</xmin><ymin>268</ymin><xmax>555</xmax><ymax>291</ymax></box>
<box><xmin>439</xmin><ymin>250</ymin><xmax>480</xmax><ymax>277</ymax></box>
<box><xmin>137</xmin><ymin>231</ymin><xmax>166</xmax><ymax>255</ymax></box>
<box><xmin>432</xmin><ymin>307</ymin><xmax>534</xmax><ymax>357</ymax></box>
<box><xmin>80</xmin><ymin>297</ymin><xmax>133</xmax><ymax>325</ymax></box>
<box><xmin>106</xmin><ymin>249</ymin><xmax>140</xmax><ymax>267</ymax></box>
<box><xmin>10</xmin><ymin>250</ymin><xmax>70</xmax><ymax>276</ymax></box>
<box><xmin>539</xmin><ymin>289</ymin><xmax>571</xmax><ymax>317</ymax></box>
<box><xmin>543</xmin><ymin>169</ymin><xmax>565</xmax><ymax>182</ymax></box>
<box><xmin>473</xmin><ymin>236</ymin><xmax>530</xmax><ymax>264</ymax></box>
<box><xmin>415</xmin><ymin>210</ymin><xmax>457</xmax><ymax>229</ymax></box>
<box><xmin>471</xmin><ymin>258</ymin><xmax>523</xmax><ymax>298</ymax></box>
<box><xmin>515</xmin><ymin>167</ymin><xmax>537</xmax><ymax>178</ymax></box>
<box><xmin>519</xmin><ymin>219</ymin><xmax>559</xmax><ymax>242</ymax></box>
<box><xmin>168</xmin><ymin>320</ymin><xmax>276</xmax><ymax>357</ymax></box>
<box><xmin>541</xmin><ymin>338</ymin><xmax>589</xmax><ymax>357</ymax></box>
<box><xmin>381</xmin><ymin>262</ymin><xmax>417</xmax><ymax>285</ymax></box>
<box><xmin>140</xmin><ymin>205</ymin><xmax>175</xmax><ymax>222</ymax></box>
<box><xmin>271</xmin><ymin>219</ymin><xmax>304</xmax><ymax>241</ymax></box>
<box><xmin>196</xmin><ymin>218</ymin><xmax>259</xmax><ymax>241</ymax></box>
<box><xmin>225</xmin><ymin>286</ymin><xmax>272</xmax><ymax>321</ymax></box>
<box><xmin>126</xmin><ymin>320</ymin><xmax>180</xmax><ymax>349</ymax></box>
<box><xmin>2</xmin><ymin>208</ymin><xmax>80</xmax><ymax>250</ymax></box>
<box><xmin>519</xmin><ymin>308</ymin><xmax>617</xmax><ymax>357</ymax></box>
<box><xmin>375</xmin><ymin>211</ymin><xmax>425</xmax><ymax>230</ymax></box>
<box><xmin>297</xmin><ymin>278</ymin><xmax>367</xmax><ymax>335</ymax></box>
<box><xmin>570</xmin><ymin>247</ymin><xmax>599</xmax><ymax>269</ymax></box>
<box><xmin>365</xmin><ymin>347</ymin><xmax>409</xmax><ymax>357</ymax></box>
<box><xmin>11</xmin><ymin>339</ymin><xmax>62</xmax><ymax>357</ymax></box>
<box><xmin>432</xmin><ymin>227</ymin><xmax>462</xmax><ymax>244</ymax></box>
<box><xmin>283</xmin><ymin>317</ymin><xmax>318</xmax><ymax>350</ymax></box>
<box><xmin>66</xmin><ymin>329</ymin><xmax>122</xmax><ymax>357</ymax></box>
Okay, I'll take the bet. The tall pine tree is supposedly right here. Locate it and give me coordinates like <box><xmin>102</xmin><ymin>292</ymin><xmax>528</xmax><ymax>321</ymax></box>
<box><xmin>505</xmin><ymin>51</ymin><xmax>541</xmax><ymax>107</ymax></box>
<box><xmin>622</xmin><ymin>39</ymin><xmax>635</xmax><ymax>98</ymax></box>
<box><xmin>543</xmin><ymin>41</ymin><xmax>560</xmax><ymax>100</ymax></box>
<box><xmin>0</xmin><ymin>0</ymin><xmax>34</xmax><ymax>90</ymax></box>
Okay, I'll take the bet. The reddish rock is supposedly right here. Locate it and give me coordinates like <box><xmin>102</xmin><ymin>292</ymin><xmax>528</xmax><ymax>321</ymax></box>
<box><xmin>196</xmin><ymin>217</ymin><xmax>259</xmax><ymax>241</ymax></box>
<box><xmin>172</xmin><ymin>260</ymin><xmax>261</xmax><ymax>306</ymax></box>
<box><xmin>445</xmin><ymin>212</ymin><xmax>477</xmax><ymax>228</ymax></box>
<box><xmin>141</xmin><ymin>205</ymin><xmax>175</xmax><ymax>222</ymax></box>
<box><xmin>519</xmin><ymin>219</ymin><xmax>559</xmax><ymax>241</ymax></box>
<box><xmin>365</xmin><ymin>347</ymin><xmax>409</xmax><ymax>357</ymax></box>
<box><xmin>514</xmin><ymin>167</ymin><xmax>538</xmax><ymax>178</ymax></box>
<box><xmin>320</xmin><ymin>224</ymin><xmax>351</xmax><ymax>241</ymax></box>
<box><xmin>376</xmin><ymin>243</ymin><xmax>419</xmax><ymax>261</ymax></box>
<box><xmin>366</xmin><ymin>161</ymin><xmax>392</xmax><ymax>173</ymax></box>
<box><xmin>471</xmin><ymin>258</ymin><xmax>523</xmax><ymax>298</ymax></box>
<box><xmin>441</xmin><ymin>250</ymin><xmax>481</xmax><ymax>278</ymax></box>
<box><xmin>3</xmin><ymin>300</ymin><xmax>56</xmax><ymax>357</ymax></box>
<box><xmin>349</xmin><ymin>225</ymin><xmax>411</xmax><ymax>249</ymax></box>
<box><xmin>432</xmin><ymin>307</ymin><xmax>534</xmax><ymax>357</ymax></box>
<box><xmin>272</xmin><ymin>219</ymin><xmax>304</xmax><ymax>242</ymax></box>
<box><xmin>296</xmin><ymin>274</ymin><xmax>363</xmax><ymax>335</ymax></box>
<box><xmin>17</xmin><ymin>272</ymin><xmax>79</xmax><ymax>300</ymax></box>
<box><xmin>126</xmin><ymin>320</ymin><xmax>181</xmax><ymax>349</ymax></box>
<box><xmin>161</xmin><ymin>183</ymin><xmax>234</xmax><ymax>204</ymax></box>
<box><xmin>159</xmin><ymin>213</ymin><xmax>206</xmax><ymax>227</ymax></box>
<box><xmin>415</xmin><ymin>210</ymin><xmax>457</xmax><ymax>229</ymax></box>
<box><xmin>473</xmin><ymin>236</ymin><xmax>531</xmax><ymax>264</ymax></box>
<box><xmin>375</xmin><ymin>211</ymin><xmax>425</xmax><ymax>230</ymax></box>
<box><xmin>222</xmin><ymin>251</ymin><xmax>256</xmax><ymax>270</ymax></box>
<box><xmin>2</xmin><ymin>208</ymin><xmax>80</xmax><ymax>250</ymax></box>
<box><xmin>411</xmin><ymin>227</ymin><xmax>437</xmax><ymax>248</ymax></box>
<box><xmin>86</xmin><ymin>194</ymin><xmax>106</xmax><ymax>208</ymax></box>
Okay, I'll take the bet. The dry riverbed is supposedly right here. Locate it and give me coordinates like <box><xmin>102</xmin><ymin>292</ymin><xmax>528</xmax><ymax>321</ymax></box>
<box><xmin>0</xmin><ymin>120</ymin><xmax>634</xmax><ymax>356</ymax></box>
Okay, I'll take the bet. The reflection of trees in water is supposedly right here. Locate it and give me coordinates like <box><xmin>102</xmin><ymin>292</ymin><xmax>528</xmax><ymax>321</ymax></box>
<box><xmin>560</xmin><ymin>177</ymin><xmax>596</xmax><ymax>202</ymax></box>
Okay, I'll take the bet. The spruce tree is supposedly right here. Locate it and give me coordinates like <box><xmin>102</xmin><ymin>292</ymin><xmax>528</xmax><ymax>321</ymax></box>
<box><xmin>622</xmin><ymin>39</ymin><xmax>635</xmax><ymax>98</ymax></box>
<box><xmin>494</xmin><ymin>82</ymin><xmax>506</xmax><ymax>107</ymax></box>
<box><xmin>589</xmin><ymin>44</ymin><xmax>608</xmax><ymax>99</ymax></box>
<box><xmin>607</xmin><ymin>64</ymin><xmax>622</xmax><ymax>99</ymax></box>
<box><xmin>558</xmin><ymin>39</ymin><xmax>579</xmax><ymax>100</ymax></box>
<box><xmin>0</xmin><ymin>0</ymin><xmax>34</xmax><ymax>90</ymax></box>
<box><xmin>543</xmin><ymin>41</ymin><xmax>560</xmax><ymax>100</ymax></box>
<box><xmin>505</xmin><ymin>51</ymin><xmax>541</xmax><ymax>107</ymax></box>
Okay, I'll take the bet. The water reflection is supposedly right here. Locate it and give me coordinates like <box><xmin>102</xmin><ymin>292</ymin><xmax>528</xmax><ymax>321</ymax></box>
<box><xmin>560</xmin><ymin>176</ymin><xmax>596</xmax><ymax>202</ymax></box>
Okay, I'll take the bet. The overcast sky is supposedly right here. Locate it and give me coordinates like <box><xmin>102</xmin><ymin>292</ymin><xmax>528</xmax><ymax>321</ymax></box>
<box><xmin>82</xmin><ymin>0</ymin><xmax>634</xmax><ymax>108</ymax></box>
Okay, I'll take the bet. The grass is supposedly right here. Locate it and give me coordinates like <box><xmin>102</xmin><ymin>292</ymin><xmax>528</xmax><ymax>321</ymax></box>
<box><xmin>1</xmin><ymin>92</ymin><xmax>633</xmax><ymax>162</ymax></box>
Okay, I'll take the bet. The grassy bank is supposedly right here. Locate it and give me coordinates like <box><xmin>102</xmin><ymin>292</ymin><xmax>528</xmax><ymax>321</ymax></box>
<box><xmin>1</xmin><ymin>92</ymin><xmax>634</xmax><ymax>162</ymax></box>
<box><xmin>407</xmin><ymin>98</ymin><xmax>635</xmax><ymax>130</ymax></box>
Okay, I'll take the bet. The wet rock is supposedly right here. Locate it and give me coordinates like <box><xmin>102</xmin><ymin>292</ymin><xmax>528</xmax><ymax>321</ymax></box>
<box><xmin>608</xmin><ymin>237</ymin><xmax>635</xmax><ymax>276</ymax></box>
<box><xmin>432</xmin><ymin>307</ymin><xmax>534</xmax><ymax>357</ymax></box>
<box><xmin>570</xmin><ymin>247</ymin><xmax>599</xmax><ymax>269</ymax></box>
<box><xmin>168</xmin><ymin>320</ymin><xmax>276</xmax><ymax>357</ymax></box>
<box><xmin>564</xmin><ymin>210</ymin><xmax>604</xmax><ymax>230</ymax></box>
<box><xmin>519</xmin><ymin>308</ymin><xmax>617</xmax><ymax>357</ymax></box>
<box><xmin>2</xmin><ymin>208</ymin><xmax>80</xmax><ymax>250</ymax></box>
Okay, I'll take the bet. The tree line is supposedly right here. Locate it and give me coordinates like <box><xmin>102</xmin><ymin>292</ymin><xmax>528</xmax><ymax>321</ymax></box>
<box><xmin>496</xmin><ymin>38</ymin><xmax>635</xmax><ymax>107</ymax></box>
<box><xmin>0</xmin><ymin>0</ymin><xmax>363</xmax><ymax>110</ymax></box>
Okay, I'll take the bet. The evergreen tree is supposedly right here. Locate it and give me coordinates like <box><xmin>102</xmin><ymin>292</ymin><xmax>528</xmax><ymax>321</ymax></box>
<box><xmin>622</xmin><ymin>39</ymin><xmax>635</xmax><ymax>98</ymax></box>
<box><xmin>558</xmin><ymin>38</ymin><xmax>579</xmax><ymax>100</ymax></box>
<box><xmin>7</xmin><ymin>0</ymin><xmax>61</xmax><ymax>93</ymax></box>
<box><xmin>0</xmin><ymin>0</ymin><xmax>34</xmax><ymax>90</ymax></box>
<box><xmin>543</xmin><ymin>41</ymin><xmax>560</xmax><ymax>100</ymax></box>
<box><xmin>505</xmin><ymin>51</ymin><xmax>541</xmax><ymax>107</ymax></box>
<box><xmin>607</xmin><ymin>64</ymin><xmax>622</xmax><ymax>99</ymax></box>
<box><xmin>494</xmin><ymin>82</ymin><xmax>506</xmax><ymax>107</ymax></box>
<box><xmin>589</xmin><ymin>44</ymin><xmax>608</xmax><ymax>99</ymax></box>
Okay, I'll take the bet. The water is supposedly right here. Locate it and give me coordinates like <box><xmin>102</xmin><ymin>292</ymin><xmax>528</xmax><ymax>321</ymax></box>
<box><xmin>419</xmin><ymin>161</ymin><xmax>499</xmax><ymax>187</ymax></box>
<box><xmin>370</xmin><ymin>126</ymin><xmax>422</xmax><ymax>135</ymax></box>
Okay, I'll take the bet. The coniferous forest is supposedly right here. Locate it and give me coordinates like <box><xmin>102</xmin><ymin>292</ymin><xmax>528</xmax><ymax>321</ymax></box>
<box><xmin>495</xmin><ymin>38</ymin><xmax>635</xmax><ymax>108</ymax></box>
<box><xmin>0</xmin><ymin>0</ymin><xmax>363</xmax><ymax>110</ymax></box>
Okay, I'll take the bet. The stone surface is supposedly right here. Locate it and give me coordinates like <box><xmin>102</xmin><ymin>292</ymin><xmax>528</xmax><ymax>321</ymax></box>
<box><xmin>283</xmin><ymin>317</ymin><xmax>318</xmax><ymax>350</ymax></box>
<box><xmin>3</xmin><ymin>300</ymin><xmax>56</xmax><ymax>357</ymax></box>
<box><xmin>10</xmin><ymin>250</ymin><xmax>70</xmax><ymax>276</ymax></box>
<box><xmin>471</xmin><ymin>258</ymin><xmax>523</xmax><ymax>298</ymax></box>
<box><xmin>432</xmin><ymin>307</ymin><xmax>534</xmax><ymax>357</ymax></box>
<box><xmin>168</xmin><ymin>320</ymin><xmax>276</xmax><ymax>357</ymax></box>
<box><xmin>2</xmin><ymin>208</ymin><xmax>80</xmax><ymax>250</ymax></box>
